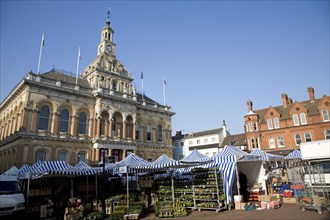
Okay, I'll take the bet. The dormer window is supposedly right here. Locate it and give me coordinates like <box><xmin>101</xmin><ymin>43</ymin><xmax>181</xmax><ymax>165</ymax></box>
<box><xmin>293</xmin><ymin>114</ymin><xmax>299</xmax><ymax>126</ymax></box>
<box><xmin>300</xmin><ymin>113</ymin><xmax>307</xmax><ymax>125</ymax></box>
<box><xmin>267</xmin><ymin>118</ymin><xmax>273</xmax><ymax>129</ymax></box>
<box><xmin>274</xmin><ymin>117</ymin><xmax>280</xmax><ymax>129</ymax></box>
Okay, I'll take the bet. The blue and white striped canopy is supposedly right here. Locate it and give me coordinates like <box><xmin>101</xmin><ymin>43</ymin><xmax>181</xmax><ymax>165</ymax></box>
<box><xmin>285</xmin><ymin>149</ymin><xmax>302</xmax><ymax>159</ymax></box>
<box><xmin>251</xmin><ymin>148</ymin><xmax>284</xmax><ymax>161</ymax></box>
<box><xmin>216</xmin><ymin>146</ymin><xmax>259</xmax><ymax>161</ymax></box>
<box><xmin>19</xmin><ymin>160</ymin><xmax>104</xmax><ymax>178</ymax></box>
<box><xmin>112</xmin><ymin>153</ymin><xmax>151</xmax><ymax>173</ymax></box>
<box><xmin>180</xmin><ymin>149</ymin><xmax>209</xmax><ymax>162</ymax></box>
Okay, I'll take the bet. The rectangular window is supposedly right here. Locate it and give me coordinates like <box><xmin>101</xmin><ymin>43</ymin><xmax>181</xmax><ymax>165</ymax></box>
<box><xmin>211</xmin><ymin>137</ymin><xmax>216</xmax><ymax>143</ymax></box>
<box><xmin>254</xmin><ymin>123</ymin><xmax>258</xmax><ymax>131</ymax></box>
<box><xmin>197</xmin><ymin>139</ymin><xmax>200</xmax><ymax>144</ymax></box>
<box><xmin>322</xmin><ymin>109</ymin><xmax>329</xmax><ymax>121</ymax></box>
<box><xmin>293</xmin><ymin>114</ymin><xmax>300</xmax><ymax>126</ymax></box>
<box><xmin>249</xmin><ymin>123</ymin><xmax>253</xmax><ymax>132</ymax></box>
<box><xmin>36</xmin><ymin>151</ymin><xmax>46</xmax><ymax>162</ymax></box>
<box><xmin>146</xmin><ymin>124</ymin><xmax>152</xmax><ymax>141</ymax></box>
<box><xmin>204</xmin><ymin>138</ymin><xmax>208</xmax><ymax>144</ymax></box>
<box><xmin>267</xmin><ymin>118</ymin><xmax>273</xmax><ymax>129</ymax></box>
<box><xmin>300</xmin><ymin>113</ymin><xmax>307</xmax><ymax>125</ymax></box>
<box><xmin>269</xmin><ymin>137</ymin><xmax>276</xmax><ymax>148</ymax></box>
<box><xmin>256</xmin><ymin>137</ymin><xmax>259</xmax><ymax>148</ymax></box>
<box><xmin>189</xmin><ymin>140</ymin><xmax>193</xmax><ymax>145</ymax></box>
<box><xmin>180</xmin><ymin>142</ymin><xmax>184</xmax><ymax>146</ymax></box>
<box><xmin>274</xmin><ymin>117</ymin><xmax>280</xmax><ymax>129</ymax></box>
<box><xmin>277</xmin><ymin>136</ymin><xmax>284</xmax><ymax>147</ymax></box>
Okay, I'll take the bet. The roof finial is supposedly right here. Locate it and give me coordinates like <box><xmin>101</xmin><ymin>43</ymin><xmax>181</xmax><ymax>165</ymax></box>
<box><xmin>106</xmin><ymin>7</ymin><xmax>111</xmax><ymax>25</ymax></box>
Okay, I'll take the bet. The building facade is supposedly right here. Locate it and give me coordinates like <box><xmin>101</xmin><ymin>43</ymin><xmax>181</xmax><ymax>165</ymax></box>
<box><xmin>244</xmin><ymin>87</ymin><xmax>330</xmax><ymax>154</ymax></box>
<box><xmin>173</xmin><ymin>122</ymin><xmax>229</xmax><ymax>158</ymax></box>
<box><xmin>0</xmin><ymin>16</ymin><xmax>175</xmax><ymax>173</ymax></box>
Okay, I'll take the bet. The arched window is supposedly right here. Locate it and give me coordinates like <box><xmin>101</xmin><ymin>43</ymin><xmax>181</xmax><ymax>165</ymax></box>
<box><xmin>268</xmin><ymin>137</ymin><xmax>275</xmax><ymax>148</ymax></box>
<box><xmin>135</xmin><ymin>122</ymin><xmax>140</xmax><ymax>140</ymax></box>
<box><xmin>77</xmin><ymin>112</ymin><xmax>87</xmax><ymax>135</ymax></box>
<box><xmin>267</xmin><ymin>118</ymin><xmax>273</xmax><ymax>129</ymax></box>
<box><xmin>325</xmin><ymin>130</ymin><xmax>330</xmax><ymax>139</ymax></box>
<box><xmin>293</xmin><ymin>114</ymin><xmax>299</xmax><ymax>126</ymax></box>
<box><xmin>305</xmin><ymin>132</ymin><xmax>312</xmax><ymax>142</ymax></box>
<box><xmin>277</xmin><ymin>136</ymin><xmax>284</xmax><ymax>147</ymax></box>
<box><xmin>322</xmin><ymin>109</ymin><xmax>329</xmax><ymax>122</ymax></box>
<box><xmin>36</xmin><ymin>150</ymin><xmax>46</xmax><ymax>162</ymax></box>
<box><xmin>111</xmin><ymin>81</ymin><xmax>117</xmax><ymax>91</ymax></box>
<box><xmin>58</xmin><ymin>150</ymin><xmax>68</xmax><ymax>162</ymax></box>
<box><xmin>274</xmin><ymin>117</ymin><xmax>280</xmax><ymax>129</ymax></box>
<box><xmin>59</xmin><ymin>109</ymin><xmax>70</xmax><ymax>132</ymax></box>
<box><xmin>38</xmin><ymin>105</ymin><xmax>50</xmax><ymax>130</ymax></box>
<box><xmin>295</xmin><ymin>133</ymin><xmax>302</xmax><ymax>145</ymax></box>
<box><xmin>300</xmin><ymin>113</ymin><xmax>307</xmax><ymax>125</ymax></box>
<box><xmin>146</xmin><ymin>124</ymin><xmax>152</xmax><ymax>141</ymax></box>
<box><xmin>157</xmin><ymin>124</ymin><xmax>163</xmax><ymax>142</ymax></box>
<box><xmin>77</xmin><ymin>151</ymin><xmax>86</xmax><ymax>162</ymax></box>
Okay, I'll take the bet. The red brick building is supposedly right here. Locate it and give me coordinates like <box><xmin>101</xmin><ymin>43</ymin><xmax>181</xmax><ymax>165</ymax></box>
<box><xmin>244</xmin><ymin>87</ymin><xmax>330</xmax><ymax>155</ymax></box>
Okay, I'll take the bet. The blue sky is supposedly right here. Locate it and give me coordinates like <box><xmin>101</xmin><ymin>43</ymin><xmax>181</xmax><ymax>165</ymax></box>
<box><xmin>1</xmin><ymin>1</ymin><xmax>329</xmax><ymax>135</ymax></box>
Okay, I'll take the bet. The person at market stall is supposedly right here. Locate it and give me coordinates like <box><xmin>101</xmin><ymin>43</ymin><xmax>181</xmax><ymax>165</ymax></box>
<box><xmin>239</xmin><ymin>171</ymin><xmax>248</xmax><ymax>202</ymax></box>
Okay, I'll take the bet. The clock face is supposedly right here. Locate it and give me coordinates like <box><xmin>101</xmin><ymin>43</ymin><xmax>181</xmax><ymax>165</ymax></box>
<box><xmin>107</xmin><ymin>45</ymin><xmax>113</xmax><ymax>53</ymax></box>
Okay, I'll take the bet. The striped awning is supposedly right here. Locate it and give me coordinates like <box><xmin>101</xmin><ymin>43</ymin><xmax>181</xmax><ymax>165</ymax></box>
<box><xmin>251</xmin><ymin>148</ymin><xmax>284</xmax><ymax>161</ymax></box>
<box><xmin>285</xmin><ymin>149</ymin><xmax>302</xmax><ymax>159</ymax></box>
<box><xmin>180</xmin><ymin>149</ymin><xmax>209</xmax><ymax>162</ymax></box>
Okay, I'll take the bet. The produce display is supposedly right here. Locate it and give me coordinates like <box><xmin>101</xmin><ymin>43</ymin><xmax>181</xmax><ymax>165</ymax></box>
<box><xmin>154</xmin><ymin>168</ymin><xmax>227</xmax><ymax>217</ymax></box>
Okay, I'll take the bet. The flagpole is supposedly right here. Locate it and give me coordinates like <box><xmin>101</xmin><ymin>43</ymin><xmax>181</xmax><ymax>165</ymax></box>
<box><xmin>75</xmin><ymin>47</ymin><xmax>81</xmax><ymax>85</ymax></box>
<box><xmin>37</xmin><ymin>33</ymin><xmax>45</xmax><ymax>74</ymax></box>
<box><xmin>163</xmin><ymin>77</ymin><xmax>166</xmax><ymax>106</ymax></box>
<box><xmin>141</xmin><ymin>71</ymin><xmax>144</xmax><ymax>100</ymax></box>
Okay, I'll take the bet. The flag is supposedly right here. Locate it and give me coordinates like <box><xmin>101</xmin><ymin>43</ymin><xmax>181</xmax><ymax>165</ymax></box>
<box><xmin>42</xmin><ymin>33</ymin><xmax>45</xmax><ymax>46</ymax></box>
<box><xmin>163</xmin><ymin>78</ymin><xmax>166</xmax><ymax>85</ymax></box>
<box><xmin>141</xmin><ymin>71</ymin><xmax>143</xmax><ymax>79</ymax></box>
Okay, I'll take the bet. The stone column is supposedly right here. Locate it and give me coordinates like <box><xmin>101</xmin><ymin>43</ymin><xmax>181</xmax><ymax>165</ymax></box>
<box><xmin>6</xmin><ymin>120</ymin><xmax>12</xmax><ymax>137</ymax></box>
<box><xmin>71</xmin><ymin>115</ymin><xmax>78</xmax><ymax>137</ymax></box>
<box><xmin>105</xmin><ymin>120</ymin><xmax>109</xmax><ymax>137</ymax></box>
<box><xmin>16</xmin><ymin>113</ymin><xmax>21</xmax><ymax>132</ymax></box>
<box><xmin>123</xmin><ymin>120</ymin><xmax>126</xmax><ymax>139</ymax></box>
<box><xmin>30</xmin><ymin>109</ymin><xmax>38</xmax><ymax>132</ymax></box>
<box><xmin>88</xmin><ymin>118</ymin><xmax>93</xmax><ymax>138</ymax></box>
<box><xmin>20</xmin><ymin>107</ymin><xmax>28</xmax><ymax>131</ymax></box>
<box><xmin>132</xmin><ymin>122</ymin><xmax>136</xmax><ymax>140</ymax></box>
<box><xmin>51</xmin><ymin>112</ymin><xmax>59</xmax><ymax>135</ymax></box>
<box><xmin>11</xmin><ymin>117</ymin><xmax>17</xmax><ymax>134</ymax></box>
<box><xmin>109</xmin><ymin>119</ymin><xmax>113</xmax><ymax>138</ymax></box>
<box><xmin>122</xmin><ymin>150</ymin><xmax>126</xmax><ymax>158</ymax></box>
<box><xmin>96</xmin><ymin>117</ymin><xmax>101</xmax><ymax>138</ymax></box>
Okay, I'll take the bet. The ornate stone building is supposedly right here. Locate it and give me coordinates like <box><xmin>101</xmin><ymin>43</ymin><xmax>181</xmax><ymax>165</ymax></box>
<box><xmin>244</xmin><ymin>87</ymin><xmax>330</xmax><ymax>154</ymax></box>
<box><xmin>0</xmin><ymin>16</ymin><xmax>175</xmax><ymax>173</ymax></box>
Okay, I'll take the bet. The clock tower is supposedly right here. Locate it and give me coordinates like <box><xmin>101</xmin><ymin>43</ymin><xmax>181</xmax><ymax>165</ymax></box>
<box><xmin>97</xmin><ymin>11</ymin><xmax>116</xmax><ymax>56</ymax></box>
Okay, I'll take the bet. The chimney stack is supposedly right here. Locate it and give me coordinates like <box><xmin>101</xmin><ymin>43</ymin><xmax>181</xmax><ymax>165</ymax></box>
<box><xmin>247</xmin><ymin>99</ymin><xmax>253</xmax><ymax>112</ymax></box>
<box><xmin>308</xmin><ymin>87</ymin><xmax>315</xmax><ymax>102</ymax></box>
<box><xmin>281</xmin><ymin>93</ymin><xmax>288</xmax><ymax>107</ymax></box>
<box><xmin>222</xmin><ymin>120</ymin><xmax>227</xmax><ymax>138</ymax></box>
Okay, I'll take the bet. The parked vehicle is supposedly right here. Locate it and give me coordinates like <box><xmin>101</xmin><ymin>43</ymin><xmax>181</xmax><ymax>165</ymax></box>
<box><xmin>0</xmin><ymin>175</ymin><xmax>26</xmax><ymax>217</ymax></box>
<box><xmin>300</xmin><ymin>139</ymin><xmax>330</xmax><ymax>193</ymax></box>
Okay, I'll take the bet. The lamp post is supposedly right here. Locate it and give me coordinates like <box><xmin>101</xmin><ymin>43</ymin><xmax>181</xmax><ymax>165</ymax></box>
<box><xmin>102</xmin><ymin>148</ymin><xmax>106</xmax><ymax>218</ymax></box>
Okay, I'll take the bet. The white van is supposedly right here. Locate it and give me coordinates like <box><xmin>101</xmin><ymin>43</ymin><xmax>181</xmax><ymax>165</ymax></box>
<box><xmin>300</xmin><ymin>140</ymin><xmax>330</xmax><ymax>194</ymax></box>
<box><xmin>0</xmin><ymin>175</ymin><xmax>26</xmax><ymax>217</ymax></box>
